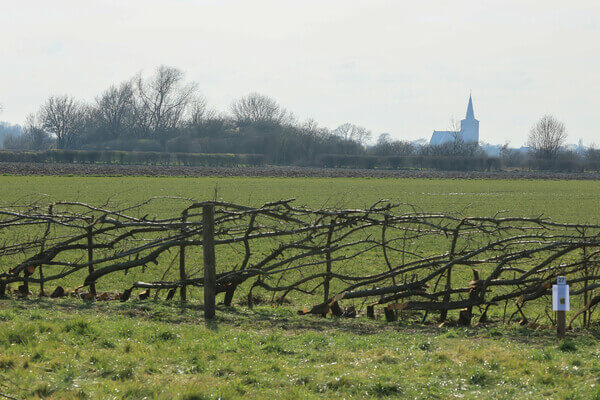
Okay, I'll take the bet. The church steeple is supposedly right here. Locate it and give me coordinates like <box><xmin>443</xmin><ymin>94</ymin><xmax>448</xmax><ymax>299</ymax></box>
<box><xmin>432</xmin><ymin>93</ymin><xmax>479</xmax><ymax>145</ymax></box>
<box><xmin>465</xmin><ymin>94</ymin><xmax>475</xmax><ymax>119</ymax></box>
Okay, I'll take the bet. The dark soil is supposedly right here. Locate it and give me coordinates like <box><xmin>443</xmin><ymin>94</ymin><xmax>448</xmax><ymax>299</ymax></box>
<box><xmin>2</xmin><ymin>162</ymin><xmax>600</xmax><ymax>180</ymax></box>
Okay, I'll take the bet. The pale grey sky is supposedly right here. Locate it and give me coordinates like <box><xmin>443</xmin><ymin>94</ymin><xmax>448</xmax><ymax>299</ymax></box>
<box><xmin>1</xmin><ymin>0</ymin><xmax>599</xmax><ymax>145</ymax></box>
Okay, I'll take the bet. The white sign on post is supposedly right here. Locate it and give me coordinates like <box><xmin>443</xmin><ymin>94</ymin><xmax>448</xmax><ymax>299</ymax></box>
<box><xmin>552</xmin><ymin>276</ymin><xmax>570</xmax><ymax>311</ymax></box>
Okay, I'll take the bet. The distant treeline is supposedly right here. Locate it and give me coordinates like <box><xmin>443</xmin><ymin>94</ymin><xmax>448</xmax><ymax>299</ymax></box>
<box><xmin>0</xmin><ymin>150</ymin><xmax>264</xmax><ymax>167</ymax></box>
<box><xmin>1</xmin><ymin>66</ymin><xmax>368</xmax><ymax>166</ymax></box>
<box><xmin>2</xmin><ymin>65</ymin><xmax>600</xmax><ymax>172</ymax></box>
<box><xmin>315</xmin><ymin>151</ymin><xmax>600</xmax><ymax>172</ymax></box>
<box><xmin>3</xmin><ymin>149</ymin><xmax>600</xmax><ymax>172</ymax></box>
<box><xmin>0</xmin><ymin>65</ymin><xmax>495</xmax><ymax>168</ymax></box>
<box><xmin>499</xmin><ymin>146</ymin><xmax>600</xmax><ymax>172</ymax></box>
<box><xmin>316</xmin><ymin>154</ymin><xmax>499</xmax><ymax>171</ymax></box>
<box><xmin>0</xmin><ymin>122</ymin><xmax>22</xmax><ymax>146</ymax></box>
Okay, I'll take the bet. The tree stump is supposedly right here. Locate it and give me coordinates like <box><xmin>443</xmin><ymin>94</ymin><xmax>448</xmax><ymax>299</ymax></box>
<box><xmin>384</xmin><ymin>306</ymin><xmax>397</xmax><ymax>322</ymax></box>
<box><xmin>458</xmin><ymin>308</ymin><xmax>471</xmax><ymax>326</ymax></box>
<box><xmin>367</xmin><ymin>304</ymin><xmax>376</xmax><ymax>319</ymax></box>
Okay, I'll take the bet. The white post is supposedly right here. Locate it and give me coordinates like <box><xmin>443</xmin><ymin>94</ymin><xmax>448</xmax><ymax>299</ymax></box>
<box><xmin>552</xmin><ymin>276</ymin><xmax>570</xmax><ymax>339</ymax></box>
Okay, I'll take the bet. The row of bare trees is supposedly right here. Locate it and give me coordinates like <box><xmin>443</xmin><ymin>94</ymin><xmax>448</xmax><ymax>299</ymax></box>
<box><xmin>2</xmin><ymin>66</ymin><xmax>374</xmax><ymax>165</ymax></box>
<box><xmin>21</xmin><ymin>66</ymin><xmax>205</xmax><ymax>148</ymax></box>
<box><xmin>1</xmin><ymin>198</ymin><xmax>599</xmax><ymax>327</ymax></box>
<box><xmin>0</xmin><ymin>68</ymin><xmax>588</xmax><ymax>170</ymax></box>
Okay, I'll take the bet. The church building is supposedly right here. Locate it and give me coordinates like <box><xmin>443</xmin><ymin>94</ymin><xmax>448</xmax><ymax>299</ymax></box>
<box><xmin>429</xmin><ymin>95</ymin><xmax>479</xmax><ymax>145</ymax></box>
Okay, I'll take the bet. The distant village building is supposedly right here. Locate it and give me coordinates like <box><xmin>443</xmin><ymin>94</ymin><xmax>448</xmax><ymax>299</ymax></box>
<box><xmin>430</xmin><ymin>95</ymin><xmax>479</xmax><ymax>145</ymax></box>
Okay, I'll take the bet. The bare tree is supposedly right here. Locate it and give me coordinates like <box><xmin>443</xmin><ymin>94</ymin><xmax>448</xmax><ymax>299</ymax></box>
<box><xmin>135</xmin><ymin>66</ymin><xmax>197</xmax><ymax>136</ymax></box>
<box><xmin>447</xmin><ymin>117</ymin><xmax>465</xmax><ymax>155</ymax></box>
<box><xmin>373</xmin><ymin>133</ymin><xmax>415</xmax><ymax>156</ymax></box>
<box><xmin>22</xmin><ymin>114</ymin><xmax>53</xmax><ymax>150</ymax></box>
<box><xmin>527</xmin><ymin>115</ymin><xmax>567</xmax><ymax>159</ymax></box>
<box><xmin>332</xmin><ymin>123</ymin><xmax>372</xmax><ymax>145</ymax></box>
<box><xmin>188</xmin><ymin>96</ymin><xmax>211</xmax><ymax>127</ymax></box>
<box><xmin>3</xmin><ymin>115</ymin><xmax>52</xmax><ymax>151</ymax></box>
<box><xmin>94</xmin><ymin>81</ymin><xmax>135</xmax><ymax>139</ymax></box>
<box><xmin>299</xmin><ymin>118</ymin><xmax>330</xmax><ymax>140</ymax></box>
<box><xmin>377</xmin><ymin>133</ymin><xmax>392</xmax><ymax>145</ymax></box>
<box><xmin>373</xmin><ymin>133</ymin><xmax>392</xmax><ymax>154</ymax></box>
<box><xmin>39</xmin><ymin>95</ymin><xmax>87</xmax><ymax>149</ymax></box>
<box><xmin>230</xmin><ymin>93</ymin><xmax>293</xmax><ymax>126</ymax></box>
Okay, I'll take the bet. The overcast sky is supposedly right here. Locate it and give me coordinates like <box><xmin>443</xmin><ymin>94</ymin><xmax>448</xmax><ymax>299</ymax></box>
<box><xmin>1</xmin><ymin>0</ymin><xmax>599</xmax><ymax>146</ymax></box>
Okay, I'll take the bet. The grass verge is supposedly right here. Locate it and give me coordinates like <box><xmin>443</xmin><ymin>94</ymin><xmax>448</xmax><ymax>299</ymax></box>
<box><xmin>1</xmin><ymin>299</ymin><xmax>599</xmax><ymax>399</ymax></box>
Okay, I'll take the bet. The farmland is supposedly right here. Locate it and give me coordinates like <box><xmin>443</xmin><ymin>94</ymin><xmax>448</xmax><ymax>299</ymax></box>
<box><xmin>1</xmin><ymin>175</ymin><xmax>600</xmax><ymax>222</ymax></box>
<box><xmin>1</xmin><ymin>175</ymin><xmax>600</xmax><ymax>399</ymax></box>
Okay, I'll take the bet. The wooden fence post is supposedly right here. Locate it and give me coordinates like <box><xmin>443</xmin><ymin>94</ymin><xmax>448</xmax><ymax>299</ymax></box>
<box><xmin>180</xmin><ymin>210</ymin><xmax>188</xmax><ymax>302</ymax></box>
<box><xmin>557</xmin><ymin>311</ymin><xmax>566</xmax><ymax>339</ymax></box>
<box><xmin>21</xmin><ymin>270</ymin><xmax>29</xmax><ymax>297</ymax></box>
<box><xmin>203</xmin><ymin>204</ymin><xmax>216</xmax><ymax>320</ymax></box>
<box><xmin>39</xmin><ymin>204</ymin><xmax>53</xmax><ymax>296</ymax></box>
<box><xmin>87</xmin><ymin>224</ymin><xmax>96</xmax><ymax>295</ymax></box>
<box><xmin>323</xmin><ymin>220</ymin><xmax>335</xmax><ymax>304</ymax></box>
<box><xmin>440</xmin><ymin>224</ymin><xmax>461</xmax><ymax>322</ymax></box>
<box><xmin>582</xmin><ymin>231</ymin><xmax>589</xmax><ymax>327</ymax></box>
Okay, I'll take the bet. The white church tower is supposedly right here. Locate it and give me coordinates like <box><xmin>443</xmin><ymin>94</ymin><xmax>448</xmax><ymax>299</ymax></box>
<box><xmin>430</xmin><ymin>94</ymin><xmax>480</xmax><ymax>145</ymax></box>
<box><xmin>459</xmin><ymin>94</ymin><xmax>479</xmax><ymax>143</ymax></box>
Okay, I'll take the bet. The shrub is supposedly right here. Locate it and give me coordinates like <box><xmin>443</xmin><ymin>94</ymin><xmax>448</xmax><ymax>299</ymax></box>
<box><xmin>0</xmin><ymin>150</ymin><xmax>265</xmax><ymax>168</ymax></box>
<box><xmin>315</xmin><ymin>154</ymin><xmax>501</xmax><ymax>171</ymax></box>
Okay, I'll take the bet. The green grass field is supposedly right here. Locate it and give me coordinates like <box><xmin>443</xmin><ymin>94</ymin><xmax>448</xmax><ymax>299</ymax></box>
<box><xmin>1</xmin><ymin>175</ymin><xmax>600</xmax><ymax>399</ymax></box>
<box><xmin>1</xmin><ymin>300</ymin><xmax>599</xmax><ymax>400</ymax></box>
<box><xmin>1</xmin><ymin>175</ymin><xmax>600</xmax><ymax>222</ymax></box>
